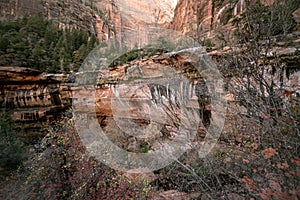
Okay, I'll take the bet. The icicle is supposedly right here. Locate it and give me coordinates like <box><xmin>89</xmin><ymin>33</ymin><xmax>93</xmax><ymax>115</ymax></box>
<box><xmin>189</xmin><ymin>82</ymin><xmax>192</xmax><ymax>98</ymax></box>
<box><xmin>241</xmin><ymin>0</ymin><xmax>245</xmax><ymax>12</ymax></box>
<box><xmin>166</xmin><ymin>84</ymin><xmax>169</xmax><ymax>100</ymax></box>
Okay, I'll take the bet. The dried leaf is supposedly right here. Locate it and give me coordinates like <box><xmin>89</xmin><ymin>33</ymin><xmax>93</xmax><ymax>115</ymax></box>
<box><xmin>291</xmin><ymin>157</ymin><xmax>300</xmax><ymax>166</ymax></box>
<box><xmin>285</xmin><ymin>172</ymin><xmax>292</xmax><ymax>178</ymax></box>
<box><xmin>273</xmin><ymin>191</ymin><xmax>292</xmax><ymax>200</ymax></box>
<box><xmin>289</xmin><ymin>169</ymin><xmax>300</xmax><ymax>176</ymax></box>
<box><xmin>251</xmin><ymin>143</ymin><xmax>259</xmax><ymax>150</ymax></box>
<box><xmin>261</xmin><ymin>148</ymin><xmax>278</xmax><ymax>159</ymax></box>
<box><xmin>277</xmin><ymin>162</ymin><xmax>289</xmax><ymax>170</ymax></box>
<box><xmin>227</xmin><ymin>193</ymin><xmax>244</xmax><ymax>200</ymax></box>
<box><xmin>241</xmin><ymin>176</ymin><xmax>256</xmax><ymax>191</ymax></box>
<box><xmin>289</xmin><ymin>189</ymin><xmax>300</xmax><ymax>195</ymax></box>
<box><xmin>268</xmin><ymin>180</ymin><xmax>282</xmax><ymax>192</ymax></box>
<box><xmin>259</xmin><ymin>188</ymin><xmax>272</xmax><ymax>200</ymax></box>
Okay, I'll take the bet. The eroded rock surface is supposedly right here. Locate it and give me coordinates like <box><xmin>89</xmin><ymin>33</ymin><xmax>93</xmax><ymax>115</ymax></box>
<box><xmin>0</xmin><ymin>0</ymin><xmax>178</xmax><ymax>42</ymax></box>
<box><xmin>0</xmin><ymin>0</ymin><xmax>108</xmax><ymax>38</ymax></box>
<box><xmin>170</xmin><ymin>0</ymin><xmax>300</xmax><ymax>44</ymax></box>
<box><xmin>0</xmin><ymin>66</ymin><xmax>72</xmax><ymax>136</ymax></box>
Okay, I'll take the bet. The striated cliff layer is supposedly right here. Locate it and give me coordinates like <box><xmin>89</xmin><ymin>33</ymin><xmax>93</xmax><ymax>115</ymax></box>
<box><xmin>169</xmin><ymin>0</ymin><xmax>235</xmax><ymax>37</ymax></box>
<box><xmin>95</xmin><ymin>0</ymin><xmax>178</xmax><ymax>41</ymax></box>
<box><xmin>0</xmin><ymin>66</ymin><xmax>72</xmax><ymax>136</ymax></box>
<box><xmin>2</xmin><ymin>42</ymin><xmax>299</xmax><ymax>137</ymax></box>
<box><xmin>169</xmin><ymin>0</ymin><xmax>299</xmax><ymax>42</ymax></box>
<box><xmin>0</xmin><ymin>0</ymin><xmax>178</xmax><ymax>42</ymax></box>
<box><xmin>0</xmin><ymin>50</ymin><xmax>212</xmax><ymax>137</ymax></box>
<box><xmin>0</xmin><ymin>0</ymin><xmax>109</xmax><ymax>39</ymax></box>
<box><xmin>1</xmin><ymin>0</ymin><xmax>299</xmax><ymax>139</ymax></box>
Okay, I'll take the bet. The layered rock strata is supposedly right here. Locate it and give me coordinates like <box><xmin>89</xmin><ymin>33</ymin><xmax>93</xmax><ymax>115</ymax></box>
<box><xmin>0</xmin><ymin>50</ymin><xmax>212</xmax><ymax>138</ymax></box>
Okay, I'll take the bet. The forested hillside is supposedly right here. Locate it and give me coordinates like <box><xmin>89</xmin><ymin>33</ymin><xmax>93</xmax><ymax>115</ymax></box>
<box><xmin>0</xmin><ymin>14</ymin><xmax>98</xmax><ymax>73</ymax></box>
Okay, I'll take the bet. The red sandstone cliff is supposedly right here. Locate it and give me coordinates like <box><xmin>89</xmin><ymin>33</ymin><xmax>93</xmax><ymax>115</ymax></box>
<box><xmin>169</xmin><ymin>0</ymin><xmax>294</xmax><ymax>38</ymax></box>
<box><xmin>0</xmin><ymin>0</ymin><xmax>178</xmax><ymax>42</ymax></box>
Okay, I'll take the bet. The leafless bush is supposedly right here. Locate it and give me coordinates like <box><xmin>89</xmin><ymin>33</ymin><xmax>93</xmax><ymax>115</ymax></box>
<box><xmin>152</xmin><ymin>1</ymin><xmax>300</xmax><ymax>199</ymax></box>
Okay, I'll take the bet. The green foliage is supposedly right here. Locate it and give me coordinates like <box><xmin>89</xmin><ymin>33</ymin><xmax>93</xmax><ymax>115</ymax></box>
<box><xmin>0</xmin><ymin>14</ymin><xmax>98</xmax><ymax>73</ymax></box>
<box><xmin>201</xmin><ymin>38</ymin><xmax>214</xmax><ymax>47</ymax></box>
<box><xmin>222</xmin><ymin>7</ymin><xmax>234</xmax><ymax>25</ymax></box>
<box><xmin>135</xmin><ymin>142</ymin><xmax>151</xmax><ymax>153</ymax></box>
<box><xmin>212</xmin><ymin>0</ymin><xmax>223</xmax><ymax>9</ymax></box>
<box><xmin>0</xmin><ymin>112</ymin><xmax>28</xmax><ymax>171</ymax></box>
<box><xmin>108</xmin><ymin>48</ymin><xmax>165</xmax><ymax>68</ymax></box>
<box><xmin>151</xmin><ymin>36</ymin><xmax>176</xmax><ymax>52</ymax></box>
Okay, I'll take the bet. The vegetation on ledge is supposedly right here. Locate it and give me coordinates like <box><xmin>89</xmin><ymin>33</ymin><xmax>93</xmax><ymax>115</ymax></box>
<box><xmin>0</xmin><ymin>14</ymin><xmax>98</xmax><ymax>73</ymax></box>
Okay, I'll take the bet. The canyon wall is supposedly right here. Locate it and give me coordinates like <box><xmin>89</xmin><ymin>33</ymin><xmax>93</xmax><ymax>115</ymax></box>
<box><xmin>169</xmin><ymin>0</ymin><xmax>236</xmax><ymax>38</ymax></box>
<box><xmin>95</xmin><ymin>0</ymin><xmax>178</xmax><ymax>43</ymax></box>
<box><xmin>170</xmin><ymin>0</ymin><xmax>300</xmax><ymax>44</ymax></box>
<box><xmin>2</xmin><ymin>42</ymin><xmax>299</xmax><ymax>137</ymax></box>
<box><xmin>0</xmin><ymin>50</ymin><xmax>212</xmax><ymax>137</ymax></box>
<box><xmin>0</xmin><ymin>66</ymin><xmax>72</xmax><ymax>136</ymax></box>
<box><xmin>1</xmin><ymin>0</ymin><xmax>299</xmax><ymax>138</ymax></box>
<box><xmin>0</xmin><ymin>0</ymin><xmax>178</xmax><ymax>42</ymax></box>
<box><xmin>0</xmin><ymin>0</ymin><xmax>109</xmax><ymax>39</ymax></box>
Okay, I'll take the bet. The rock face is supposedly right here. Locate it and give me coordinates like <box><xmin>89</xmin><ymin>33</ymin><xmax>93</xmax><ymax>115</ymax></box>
<box><xmin>72</xmin><ymin>48</ymin><xmax>218</xmax><ymax>155</ymax></box>
<box><xmin>0</xmin><ymin>66</ymin><xmax>72</xmax><ymax>136</ymax></box>
<box><xmin>293</xmin><ymin>8</ymin><xmax>300</xmax><ymax>30</ymax></box>
<box><xmin>1</xmin><ymin>0</ymin><xmax>299</xmax><ymax>140</ymax></box>
<box><xmin>0</xmin><ymin>0</ymin><xmax>114</xmax><ymax>40</ymax></box>
<box><xmin>0</xmin><ymin>0</ymin><xmax>178</xmax><ymax>42</ymax></box>
<box><xmin>0</xmin><ymin>49</ymin><xmax>213</xmax><ymax>139</ymax></box>
<box><xmin>0</xmin><ymin>0</ymin><xmax>42</xmax><ymax>18</ymax></box>
<box><xmin>1</xmin><ymin>40</ymin><xmax>299</xmax><ymax>137</ymax></box>
<box><xmin>110</xmin><ymin>0</ymin><xmax>177</xmax><ymax>25</ymax></box>
<box><xmin>169</xmin><ymin>0</ymin><xmax>211</xmax><ymax>36</ymax></box>
<box><xmin>169</xmin><ymin>0</ymin><xmax>228</xmax><ymax>37</ymax></box>
<box><xmin>169</xmin><ymin>0</ymin><xmax>268</xmax><ymax>39</ymax></box>
<box><xmin>95</xmin><ymin>0</ymin><xmax>178</xmax><ymax>41</ymax></box>
<box><xmin>167</xmin><ymin>0</ymin><xmax>262</xmax><ymax>46</ymax></box>
<box><xmin>169</xmin><ymin>0</ymin><xmax>300</xmax><ymax>40</ymax></box>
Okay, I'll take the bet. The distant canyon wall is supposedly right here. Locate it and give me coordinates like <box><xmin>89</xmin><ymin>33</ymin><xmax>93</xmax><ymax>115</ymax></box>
<box><xmin>1</xmin><ymin>0</ymin><xmax>298</xmax><ymax>43</ymax></box>
<box><xmin>0</xmin><ymin>0</ymin><xmax>105</xmax><ymax>38</ymax></box>
<box><xmin>169</xmin><ymin>0</ymin><xmax>299</xmax><ymax>41</ymax></box>
<box><xmin>169</xmin><ymin>0</ymin><xmax>245</xmax><ymax>37</ymax></box>
<box><xmin>0</xmin><ymin>0</ymin><xmax>178</xmax><ymax>42</ymax></box>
